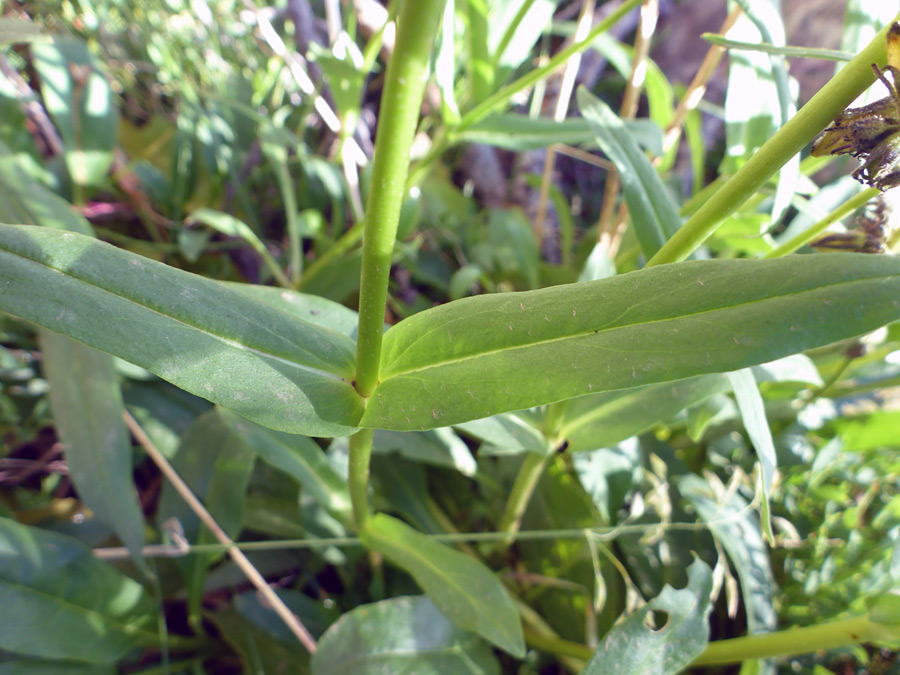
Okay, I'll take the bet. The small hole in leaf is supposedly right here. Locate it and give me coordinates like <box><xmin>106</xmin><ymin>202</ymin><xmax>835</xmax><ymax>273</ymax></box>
<box><xmin>643</xmin><ymin>609</ymin><xmax>669</xmax><ymax>632</ymax></box>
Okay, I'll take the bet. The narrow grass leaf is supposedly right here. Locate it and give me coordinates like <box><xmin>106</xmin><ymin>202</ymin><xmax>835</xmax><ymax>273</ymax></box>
<box><xmin>359</xmin><ymin>514</ymin><xmax>525</xmax><ymax>657</ymax></box>
<box><xmin>364</xmin><ymin>254</ymin><xmax>900</xmax><ymax>431</ymax></box>
<box><xmin>727</xmin><ymin>368</ymin><xmax>777</xmax><ymax>541</ymax></box>
<box><xmin>0</xmin><ymin>224</ymin><xmax>363</xmax><ymax>436</ymax></box>
<box><xmin>577</xmin><ymin>88</ymin><xmax>681</xmax><ymax>258</ymax></box>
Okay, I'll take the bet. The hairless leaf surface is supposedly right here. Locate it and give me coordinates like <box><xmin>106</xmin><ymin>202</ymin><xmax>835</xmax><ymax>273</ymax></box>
<box><xmin>582</xmin><ymin>558</ymin><xmax>713</xmax><ymax>674</ymax></box>
<box><xmin>0</xmin><ymin>224</ymin><xmax>364</xmax><ymax>436</ymax></box>
<box><xmin>0</xmin><ymin>518</ymin><xmax>157</xmax><ymax>663</ymax></box>
<box><xmin>359</xmin><ymin>513</ymin><xmax>525</xmax><ymax>657</ymax></box>
<box><xmin>311</xmin><ymin>595</ymin><xmax>500</xmax><ymax>674</ymax></box>
<box><xmin>363</xmin><ymin>255</ymin><xmax>900</xmax><ymax>431</ymax></box>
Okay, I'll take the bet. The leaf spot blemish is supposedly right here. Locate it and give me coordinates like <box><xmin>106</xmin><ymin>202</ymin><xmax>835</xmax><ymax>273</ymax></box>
<box><xmin>544</xmin><ymin>315</ymin><xmax>550</xmax><ymax>321</ymax></box>
<box><xmin>520</xmin><ymin>302</ymin><xmax>525</xmax><ymax>310</ymax></box>
<box><xmin>572</xmin><ymin>309</ymin><xmax>577</xmax><ymax>317</ymax></box>
<box><xmin>588</xmin><ymin>383</ymin><xmax>593</xmax><ymax>390</ymax></box>
<box><xmin>508</xmin><ymin>324</ymin><xmax>513</xmax><ymax>330</ymax></box>
<box><xmin>697</xmin><ymin>278</ymin><xmax>704</xmax><ymax>286</ymax></box>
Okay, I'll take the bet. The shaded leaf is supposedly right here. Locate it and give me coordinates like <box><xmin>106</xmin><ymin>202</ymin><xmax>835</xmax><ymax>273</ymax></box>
<box><xmin>374</xmin><ymin>427</ymin><xmax>477</xmax><ymax>475</ymax></box>
<box><xmin>221</xmin><ymin>410</ymin><xmax>352</xmax><ymax>522</ymax></box>
<box><xmin>582</xmin><ymin>559</ymin><xmax>713</xmax><ymax>674</ymax></box>
<box><xmin>0</xmin><ymin>518</ymin><xmax>156</xmax><ymax>663</ymax></box>
<box><xmin>41</xmin><ymin>331</ymin><xmax>146</xmax><ymax>571</ymax></box>
<box><xmin>156</xmin><ymin>408</ymin><xmax>256</xmax><ymax>618</ymax></box>
<box><xmin>0</xmin><ymin>224</ymin><xmax>363</xmax><ymax>436</ymax></box>
<box><xmin>359</xmin><ymin>514</ymin><xmax>524</xmax><ymax>657</ymax></box>
<box><xmin>559</xmin><ymin>374</ymin><xmax>731</xmax><ymax>453</ymax></box>
<box><xmin>311</xmin><ymin>595</ymin><xmax>500</xmax><ymax>675</ymax></box>
<box><xmin>679</xmin><ymin>475</ymin><xmax>777</xmax><ymax>634</ymax></box>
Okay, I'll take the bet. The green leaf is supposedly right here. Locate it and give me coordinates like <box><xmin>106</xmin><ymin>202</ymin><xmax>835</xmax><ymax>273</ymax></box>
<box><xmin>0</xmin><ymin>224</ymin><xmax>363</xmax><ymax>436</ymax></box>
<box><xmin>0</xmin><ymin>660</ymin><xmax>115</xmax><ymax>674</ymax></box>
<box><xmin>678</xmin><ymin>475</ymin><xmax>777</xmax><ymax>634</ymax></box>
<box><xmin>459</xmin><ymin>114</ymin><xmax>663</xmax><ymax>155</ymax></box>
<box><xmin>727</xmin><ymin>368</ymin><xmax>776</xmax><ymax>542</ymax></box>
<box><xmin>220</xmin><ymin>410</ymin><xmax>352</xmax><ymax>522</ymax></box>
<box><xmin>582</xmin><ymin>559</ymin><xmax>713</xmax><ymax>674</ymax></box>
<box><xmin>359</xmin><ymin>514</ymin><xmax>524</xmax><ymax>657</ymax></box>
<box><xmin>156</xmin><ymin>408</ymin><xmax>256</xmax><ymax>619</ymax></box>
<box><xmin>558</xmin><ymin>374</ymin><xmax>731</xmax><ymax>453</ymax></box>
<box><xmin>577</xmin><ymin>88</ymin><xmax>681</xmax><ymax>258</ymax></box>
<box><xmin>373</xmin><ymin>428</ymin><xmax>477</xmax><ymax>475</ymax></box>
<box><xmin>311</xmin><ymin>595</ymin><xmax>500</xmax><ymax>675</ymax></box>
<box><xmin>31</xmin><ymin>38</ymin><xmax>117</xmax><ymax>187</ymax></box>
<box><xmin>364</xmin><ymin>254</ymin><xmax>900</xmax><ymax>431</ymax></box>
<box><xmin>186</xmin><ymin>209</ymin><xmax>290</xmax><ymax>287</ymax></box>
<box><xmin>224</xmin><ymin>282</ymin><xmax>360</xmax><ymax>338</ymax></box>
<box><xmin>40</xmin><ymin>331</ymin><xmax>147</xmax><ymax>571</ymax></box>
<box><xmin>0</xmin><ymin>517</ymin><xmax>156</xmax><ymax>663</ymax></box>
<box><xmin>0</xmin><ymin>149</ymin><xmax>93</xmax><ymax>235</ymax></box>
<box><xmin>456</xmin><ymin>409</ymin><xmax>549</xmax><ymax>457</ymax></box>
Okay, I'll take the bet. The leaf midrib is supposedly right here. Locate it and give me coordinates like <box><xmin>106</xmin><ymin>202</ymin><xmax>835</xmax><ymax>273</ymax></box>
<box><xmin>381</xmin><ymin>272</ymin><xmax>894</xmax><ymax>381</ymax></box>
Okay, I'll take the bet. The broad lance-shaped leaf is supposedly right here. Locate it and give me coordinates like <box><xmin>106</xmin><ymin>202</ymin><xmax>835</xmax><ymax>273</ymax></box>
<box><xmin>359</xmin><ymin>513</ymin><xmax>525</xmax><ymax>657</ymax></box>
<box><xmin>311</xmin><ymin>595</ymin><xmax>500</xmax><ymax>674</ymax></box>
<box><xmin>363</xmin><ymin>254</ymin><xmax>900</xmax><ymax>431</ymax></box>
<box><xmin>582</xmin><ymin>558</ymin><xmax>713</xmax><ymax>674</ymax></box>
<box><xmin>0</xmin><ymin>224</ymin><xmax>363</xmax><ymax>436</ymax></box>
<box><xmin>41</xmin><ymin>331</ymin><xmax>147</xmax><ymax>572</ymax></box>
<box><xmin>0</xmin><ymin>517</ymin><xmax>157</xmax><ymax>663</ymax></box>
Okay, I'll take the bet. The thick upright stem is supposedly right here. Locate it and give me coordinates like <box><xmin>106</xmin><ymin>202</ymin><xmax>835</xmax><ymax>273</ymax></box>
<box><xmin>354</xmin><ymin>0</ymin><xmax>446</xmax><ymax>397</ymax></box>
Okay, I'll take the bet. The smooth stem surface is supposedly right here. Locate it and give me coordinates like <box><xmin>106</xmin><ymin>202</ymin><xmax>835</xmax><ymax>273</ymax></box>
<box><xmin>692</xmin><ymin>615</ymin><xmax>899</xmax><ymax>666</ymax></box>
<box><xmin>498</xmin><ymin>452</ymin><xmax>555</xmax><ymax>540</ymax></box>
<box><xmin>524</xmin><ymin>615</ymin><xmax>900</xmax><ymax>667</ymax></box>
<box><xmin>354</xmin><ymin>0</ymin><xmax>445</xmax><ymax>397</ymax></box>
<box><xmin>349</xmin><ymin>428</ymin><xmax>374</xmax><ymax>529</ymax></box>
<box><xmin>764</xmin><ymin>187</ymin><xmax>879</xmax><ymax>258</ymax></box>
<box><xmin>647</xmin><ymin>17</ymin><xmax>898</xmax><ymax>266</ymax></box>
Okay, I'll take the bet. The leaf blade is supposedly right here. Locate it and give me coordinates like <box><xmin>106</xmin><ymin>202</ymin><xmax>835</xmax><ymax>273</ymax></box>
<box><xmin>359</xmin><ymin>514</ymin><xmax>524</xmax><ymax>657</ymax></box>
<box><xmin>0</xmin><ymin>224</ymin><xmax>363</xmax><ymax>436</ymax></box>
<box><xmin>41</xmin><ymin>331</ymin><xmax>147</xmax><ymax>571</ymax></box>
<box><xmin>364</xmin><ymin>255</ymin><xmax>900</xmax><ymax>430</ymax></box>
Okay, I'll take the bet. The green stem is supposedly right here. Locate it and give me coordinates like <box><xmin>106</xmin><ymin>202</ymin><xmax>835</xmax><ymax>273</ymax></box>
<box><xmin>764</xmin><ymin>187</ymin><xmax>879</xmax><ymax>258</ymax></box>
<box><xmin>348</xmin><ymin>428</ymin><xmax>374</xmax><ymax>530</ymax></box>
<box><xmin>354</xmin><ymin>0</ymin><xmax>445</xmax><ymax>397</ymax></box>
<box><xmin>691</xmin><ymin>615</ymin><xmax>899</xmax><ymax>666</ymax></box>
<box><xmin>498</xmin><ymin>452</ymin><xmax>555</xmax><ymax>539</ymax></box>
<box><xmin>647</xmin><ymin>17</ymin><xmax>898</xmax><ymax>267</ymax></box>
